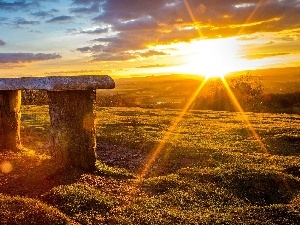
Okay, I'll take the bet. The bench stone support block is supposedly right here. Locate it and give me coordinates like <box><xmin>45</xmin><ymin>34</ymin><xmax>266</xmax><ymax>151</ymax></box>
<box><xmin>47</xmin><ymin>90</ymin><xmax>97</xmax><ymax>171</ymax></box>
<box><xmin>0</xmin><ymin>75</ymin><xmax>115</xmax><ymax>170</ymax></box>
<box><xmin>0</xmin><ymin>90</ymin><xmax>21</xmax><ymax>152</ymax></box>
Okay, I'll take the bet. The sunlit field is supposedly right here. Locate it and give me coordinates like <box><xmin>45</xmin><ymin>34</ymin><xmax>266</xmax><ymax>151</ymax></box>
<box><xmin>1</xmin><ymin>0</ymin><xmax>300</xmax><ymax>223</ymax></box>
<box><xmin>1</xmin><ymin>105</ymin><xmax>300</xmax><ymax>224</ymax></box>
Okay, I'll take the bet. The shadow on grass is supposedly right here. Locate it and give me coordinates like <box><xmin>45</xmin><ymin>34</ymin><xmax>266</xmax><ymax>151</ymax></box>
<box><xmin>0</xmin><ymin>150</ymin><xmax>85</xmax><ymax>198</ymax></box>
<box><xmin>0</xmin><ymin>194</ymin><xmax>75</xmax><ymax>225</ymax></box>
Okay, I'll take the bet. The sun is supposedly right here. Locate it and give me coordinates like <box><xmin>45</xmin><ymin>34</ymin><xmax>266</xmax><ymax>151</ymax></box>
<box><xmin>180</xmin><ymin>38</ymin><xmax>242</xmax><ymax>78</ymax></box>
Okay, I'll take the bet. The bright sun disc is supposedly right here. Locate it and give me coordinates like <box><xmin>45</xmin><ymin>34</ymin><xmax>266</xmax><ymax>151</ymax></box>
<box><xmin>182</xmin><ymin>38</ymin><xmax>241</xmax><ymax>78</ymax></box>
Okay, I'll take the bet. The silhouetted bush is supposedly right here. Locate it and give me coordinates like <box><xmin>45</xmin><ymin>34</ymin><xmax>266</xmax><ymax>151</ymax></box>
<box><xmin>190</xmin><ymin>74</ymin><xmax>299</xmax><ymax>113</ymax></box>
<box><xmin>231</xmin><ymin>73</ymin><xmax>265</xmax><ymax>111</ymax></box>
<box><xmin>193</xmin><ymin>73</ymin><xmax>264</xmax><ymax>112</ymax></box>
<box><xmin>262</xmin><ymin>92</ymin><xmax>300</xmax><ymax>113</ymax></box>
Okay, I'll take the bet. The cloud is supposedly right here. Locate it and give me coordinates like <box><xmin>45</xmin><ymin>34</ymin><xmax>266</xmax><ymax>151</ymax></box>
<box><xmin>31</xmin><ymin>9</ymin><xmax>59</xmax><ymax>18</ymax></box>
<box><xmin>237</xmin><ymin>36</ymin><xmax>259</xmax><ymax>41</ymax></box>
<box><xmin>70</xmin><ymin>2</ymin><xmax>101</xmax><ymax>14</ymax></box>
<box><xmin>0</xmin><ymin>0</ymin><xmax>39</xmax><ymax>11</ymax></box>
<box><xmin>0</xmin><ymin>17</ymin><xmax>7</xmax><ymax>22</ymax></box>
<box><xmin>0</xmin><ymin>53</ymin><xmax>62</xmax><ymax>64</ymax></box>
<box><xmin>72</xmin><ymin>0</ymin><xmax>300</xmax><ymax>62</ymax></box>
<box><xmin>72</xmin><ymin>0</ymin><xmax>96</xmax><ymax>4</ymax></box>
<box><xmin>78</xmin><ymin>26</ymin><xmax>198</xmax><ymax>61</ymax></box>
<box><xmin>77</xmin><ymin>45</ymin><xmax>169</xmax><ymax>62</ymax></box>
<box><xmin>44</xmin><ymin>69</ymin><xmax>114</xmax><ymax>75</ymax></box>
<box><xmin>245</xmin><ymin>52</ymin><xmax>291</xmax><ymax>60</ymax></box>
<box><xmin>136</xmin><ymin>64</ymin><xmax>175</xmax><ymax>68</ymax></box>
<box><xmin>46</xmin><ymin>16</ymin><xmax>73</xmax><ymax>23</ymax></box>
<box><xmin>77</xmin><ymin>44</ymin><xmax>104</xmax><ymax>53</ymax></box>
<box><xmin>0</xmin><ymin>17</ymin><xmax>40</xmax><ymax>27</ymax></box>
<box><xmin>0</xmin><ymin>39</ymin><xmax>5</xmax><ymax>46</ymax></box>
<box><xmin>87</xmin><ymin>33</ymin><xmax>148</xmax><ymax>53</ymax></box>
<box><xmin>87</xmin><ymin>0</ymin><xmax>300</xmax><ymax>37</ymax></box>
<box><xmin>92</xmin><ymin>0</ymin><xmax>174</xmax><ymax>23</ymax></box>
<box><xmin>14</xmin><ymin>17</ymin><xmax>40</xmax><ymax>26</ymax></box>
<box><xmin>80</xmin><ymin>27</ymin><xmax>109</xmax><ymax>34</ymax></box>
<box><xmin>113</xmin><ymin>17</ymin><xmax>158</xmax><ymax>31</ymax></box>
<box><xmin>0</xmin><ymin>63</ymin><xmax>26</xmax><ymax>69</ymax></box>
<box><xmin>139</xmin><ymin>50</ymin><xmax>169</xmax><ymax>58</ymax></box>
<box><xmin>91</xmin><ymin>52</ymin><xmax>136</xmax><ymax>61</ymax></box>
<box><xmin>276</xmin><ymin>30</ymin><xmax>300</xmax><ymax>42</ymax></box>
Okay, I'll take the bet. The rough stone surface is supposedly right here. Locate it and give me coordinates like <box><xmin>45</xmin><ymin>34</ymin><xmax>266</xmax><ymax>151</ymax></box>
<box><xmin>47</xmin><ymin>90</ymin><xmax>97</xmax><ymax>171</ymax></box>
<box><xmin>0</xmin><ymin>90</ymin><xmax>21</xmax><ymax>151</ymax></box>
<box><xmin>0</xmin><ymin>75</ymin><xmax>115</xmax><ymax>170</ymax></box>
<box><xmin>0</xmin><ymin>75</ymin><xmax>115</xmax><ymax>90</ymax></box>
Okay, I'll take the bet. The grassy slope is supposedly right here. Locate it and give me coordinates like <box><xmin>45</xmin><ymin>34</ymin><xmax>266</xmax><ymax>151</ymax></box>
<box><xmin>1</xmin><ymin>106</ymin><xmax>300</xmax><ymax>224</ymax></box>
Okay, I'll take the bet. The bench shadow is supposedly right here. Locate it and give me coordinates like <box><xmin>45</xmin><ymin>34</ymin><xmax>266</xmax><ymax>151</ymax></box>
<box><xmin>0</xmin><ymin>150</ymin><xmax>85</xmax><ymax>198</ymax></box>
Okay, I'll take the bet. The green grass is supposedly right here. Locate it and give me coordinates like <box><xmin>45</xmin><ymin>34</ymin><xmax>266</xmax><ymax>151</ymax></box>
<box><xmin>41</xmin><ymin>184</ymin><xmax>116</xmax><ymax>224</ymax></box>
<box><xmin>1</xmin><ymin>106</ymin><xmax>299</xmax><ymax>224</ymax></box>
<box><xmin>95</xmin><ymin>161</ymin><xmax>136</xmax><ymax>179</ymax></box>
<box><xmin>95</xmin><ymin>107</ymin><xmax>300</xmax><ymax>175</ymax></box>
<box><xmin>0</xmin><ymin>194</ymin><xmax>73</xmax><ymax>225</ymax></box>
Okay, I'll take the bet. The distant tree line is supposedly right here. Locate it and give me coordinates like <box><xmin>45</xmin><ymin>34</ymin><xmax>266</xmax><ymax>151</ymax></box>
<box><xmin>190</xmin><ymin>74</ymin><xmax>300</xmax><ymax>113</ymax></box>
<box><xmin>262</xmin><ymin>92</ymin><xmax>300</xmax><ymax>113</ymax></box>
<box><xmin>95</xmin><ymin>93</ymin><xmax>138</xmax><ymax>107</ymax></box>
<box><xmin>21</xmin><ymin>74</ymin><xmax>300</xmax><ymax>114</ymax></box>
<box><xmin>190</xmin><ymin>74</ymin><xmax>265</xmax><ymax>112</ymax></box>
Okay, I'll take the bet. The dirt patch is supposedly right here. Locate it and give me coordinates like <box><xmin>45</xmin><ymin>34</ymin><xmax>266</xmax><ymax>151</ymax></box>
<box><xmin>96</xmin><ymin>141</ymin><xmax>147</xmax><ymax>174</ymax></box>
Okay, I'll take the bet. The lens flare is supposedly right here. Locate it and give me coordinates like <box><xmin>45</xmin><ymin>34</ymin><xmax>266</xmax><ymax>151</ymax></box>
<box><xmin>0</xmin><ymin>161</ymin><xmax>13</xmax><ymax>174</ymax></box>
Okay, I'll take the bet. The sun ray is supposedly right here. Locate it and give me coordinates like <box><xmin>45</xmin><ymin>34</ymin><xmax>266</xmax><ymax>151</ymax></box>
<box><xmin>183</xmin><ymin>0</ymin><xmax>203</xmax><ymax>38</ymax></box>
<box><xmin>134</xmin><ymin>1</ymin><xmax>210</xmax><ymax>179</ymax></box>
<box><xmin>237</xmin><ymin>0</ymin><xmax>267</xmax><ymax>36</ymax></box>
<box><xmin>138</xmin><ymin>78</ymin><xmax>209</xmax><ymax>179</ymax></box>
<box><xmin>126</xmin><ymin>78</ymin><xmax>209</xmax><ymax>201</ymax></box>
<box><xmin>221</xmin><ymin>77</ymin><xmax>293</xmax><ymax>194</ymax></box>
<box><xmin>220</xmin><ymin>77</ymin><xmax>269</xmax><ymax>153</ymax></box>
<box><xmin>131</xmin><ymin>0</ymin><xmax>274</xmax><ymax>199</ymax></box>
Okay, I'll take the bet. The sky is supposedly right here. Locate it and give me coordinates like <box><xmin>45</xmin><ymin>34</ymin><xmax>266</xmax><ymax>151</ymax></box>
<box><xmin>0</xmin><ymin>0</ymin><xmax>299</xmax><ymax>78</ymax></box>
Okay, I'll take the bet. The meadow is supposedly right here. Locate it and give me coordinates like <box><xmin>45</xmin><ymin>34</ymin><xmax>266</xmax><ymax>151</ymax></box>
<box><xmin>1</xmin><ymin>105</ymin><xmax>300</xmax><ymax>224</ymax></box>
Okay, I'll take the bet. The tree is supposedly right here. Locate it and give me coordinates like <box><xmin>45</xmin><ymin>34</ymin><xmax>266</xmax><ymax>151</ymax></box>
<box><xmin>230</xmin><ymin>73</ymin><xmax>265</xmax><ymax>112</ymax></box>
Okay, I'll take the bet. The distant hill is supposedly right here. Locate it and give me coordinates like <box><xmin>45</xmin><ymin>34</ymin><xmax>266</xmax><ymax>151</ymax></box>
<box><xmin>98</xmin><ymin>74</ymin><xmax>205</xmax><ymax>105</ymax></box>
<box><xmin>96</xmin><ymin>67</ymin><xmax>299</xmax><ymax>108</ymax></box>
<box><xmin>227</xmin><ymin>66</ymin><xmax>300</xmax><ymax>93</ymax></box>
<box><xmin>108</xmin><ymin>66</ymin><xmax>299</xmax><ymax>94</ymax></box>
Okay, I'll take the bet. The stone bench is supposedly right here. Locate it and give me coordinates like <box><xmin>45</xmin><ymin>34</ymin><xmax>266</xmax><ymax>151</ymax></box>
<box><xmin>0</xmin><ymin>75</ymin><xmax>115</xmax><ymax>171</ymax></box>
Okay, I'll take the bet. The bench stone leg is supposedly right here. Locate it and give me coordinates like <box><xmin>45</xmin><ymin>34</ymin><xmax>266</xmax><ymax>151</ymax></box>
<box><xmin>47</xmin><ymin>90</ymin><xmax>96</xmax><ymax>171</ymax></box>
<box><xmin>0</xmin><ymin>90</ymin><xmax>21</xmax><ymax>152</ymax></box>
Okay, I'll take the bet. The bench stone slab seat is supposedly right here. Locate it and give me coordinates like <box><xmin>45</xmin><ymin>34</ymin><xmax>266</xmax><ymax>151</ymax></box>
<box><xmin>0</xmin><ymin>75</ymin><xmax>114</xmax><ymax>90</ymax></box>
<box><xmin>0</xmin><ymin>75</ymin><xmax>115</xmax><ymax>171</ymax></box>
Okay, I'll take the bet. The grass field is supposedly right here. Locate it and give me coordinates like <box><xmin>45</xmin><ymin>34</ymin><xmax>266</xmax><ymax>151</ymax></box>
<box><xmin>1</xmin><ymin>105</ymin><xmax>300</xmax><ymax>224</ymax></box>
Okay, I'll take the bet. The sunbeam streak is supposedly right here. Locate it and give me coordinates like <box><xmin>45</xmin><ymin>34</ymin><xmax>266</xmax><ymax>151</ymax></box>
<box><xmin>220</xmin><ymin>77</ymin><xmax>294</xmax><ymax>202</ymax></box>
<box><xmin>138</xmin><ymin>78</ymin><xmax>209</xmax><ymax>179</ymax></box>
<box><xmin>237</xmin><ymin>0</ymin><xmax>266</xmax><ymax>36</ymax></box>
<box><xmin>221</xmin><ymin>77</ymin><xmax>269</xmax><ymax>153</ymax></box>
<box><xmin>183</xmin><ymin>0</ymin><xmax>203</xmax><ymax>38</ymax></box>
